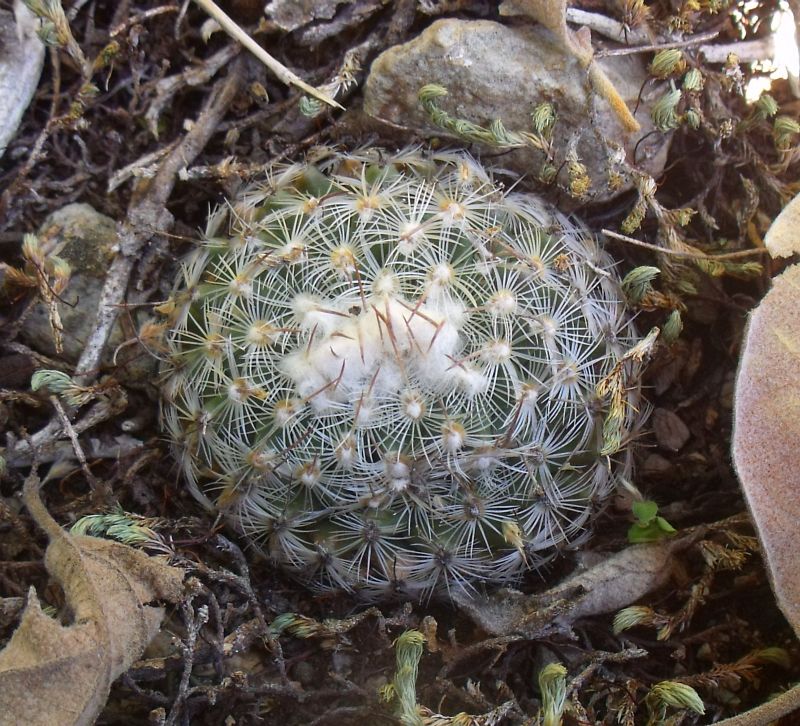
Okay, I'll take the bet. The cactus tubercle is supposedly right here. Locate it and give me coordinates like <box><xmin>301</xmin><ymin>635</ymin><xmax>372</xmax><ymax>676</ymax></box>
<box><xmin>159</xmin><ymin>148</ymin><xmax>642</xmax><ymax>600</ymax></box>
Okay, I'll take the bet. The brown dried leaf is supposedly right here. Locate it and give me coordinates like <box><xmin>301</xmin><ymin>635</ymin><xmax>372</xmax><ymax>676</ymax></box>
<box><xmin>733</xmin><ymin>262</ymin><xmax>800</xmax><ymax>637</ymax></box>
<box><xmin>453</xmin><ymin>535</ymin><xmax>698</xmax><ymax>637</ymax></box>
<box><xmin>499</xmin><ymin>0</ymin><xmax>569</xmax><ymax>41</ymax></box>
<box><xmin>720</xmin><ymin>196</ymin><xmax>800</xmax><ymax>726</ymax></box>
<box><xmin>0</xmin><ymin>474</ymin><xmax>185</xmax><ymax>726</ymax></box>
<box><xmin>764</xmin><ymin>192</ymin><xmax>800</xmax><ymax>258</ymax></box>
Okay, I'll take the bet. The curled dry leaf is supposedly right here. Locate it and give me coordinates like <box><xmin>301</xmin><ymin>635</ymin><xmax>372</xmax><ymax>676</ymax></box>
<box><xmin>0</xmin><ymin>473</ymin><xmax>185</xmax><ymax>726</ymax></box>
<box><xmin>453</xmin><ymin>534</ymin><xmax>698</xmax><ymax>637</ymax></box>
<box><xmin>725</xmin><ymin>195</ymin><xmax>800</xmax><ymax>725</ymax></box>
<box><xmin>733</xmin><ymin>262</ymin><xmax>800</xmax><ymax>636</ymax></box>
<box><xmin>764</xmin><ymin>191</ymin><xmax>800</xmax><ymax>258</ymax></box>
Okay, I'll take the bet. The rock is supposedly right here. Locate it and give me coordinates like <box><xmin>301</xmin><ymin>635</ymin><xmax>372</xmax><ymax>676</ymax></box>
<box><xmin>363</xmin><ymin>19</ymin><xmax>669</xmax><ymax>200</ymax></box>
<box><xmin>290</xmin><ymin>660</ymin><xmax>316</xmax><ymax>687</ymax></box>
<box><xmin>0</xmin><ymin>5</ymin><xmax>45</xmax><ymax>159</ymax></box>
<box><xmin>264</xmin><ymin>0</ymin><xmax>354</xmax><ymax>31</ymax></box>
<box><xmin>642</xmin><ymin>453</ymin><xmax>673</xmax><ymax>477</ymax></box>
<box><xmin>653</xmin><ymin>408</ymin><xmax>691</xmax><ymax>452</ymax></box>
<box><xmin>41</xmin><ymin>203</ymin><xmax>118</xmax><ymax>277</ymax></box>
<box><xmin>21</xmin><ymin>204</ymin><xmax>156</xmax><ymax>380</ymax></box>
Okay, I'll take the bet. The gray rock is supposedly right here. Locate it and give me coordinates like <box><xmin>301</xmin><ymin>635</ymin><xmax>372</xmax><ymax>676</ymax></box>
<box><xmin>0</xmin><ymin>5</ymin><xmax>45</xmax><ymax>159</ymax></box>
<box><xmin>363</xmin><ymin>19</ymin><xmax>669</xmax><ymax>200</ymax></box>
<box><xmin>642</xmin><ymin>453</ymin><xmax>673</xmax><ymax>477</ymax></box>
<box><xmin>21</xmin><ymin>203</ymin><xmax>157</xmax><ymax>380</ymax></box>
<box><xmin>264</xmin><ymin>0</ymin><xmax>354</xmax><ymax>31</ymax></box>
<box><xmin>653</xmin><ymin>408</ymin><xmax>691</xmax><ymax>452</ymax></box>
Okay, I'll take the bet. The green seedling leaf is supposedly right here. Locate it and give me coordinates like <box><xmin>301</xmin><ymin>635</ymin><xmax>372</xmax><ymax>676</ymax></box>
<box><xmin>632</xmin><ymin>499</ymin><xmax>658</xmax><ymax>523</ymax></box>
<box><xmin>628</xmin><ymin>500</ymin><xmax>676</xmax><ymax>543</ymax></box>
<box><xmin>627</xmin><ymin>518</ymin><xmax>676</xmax><ymax>544</ymax></box>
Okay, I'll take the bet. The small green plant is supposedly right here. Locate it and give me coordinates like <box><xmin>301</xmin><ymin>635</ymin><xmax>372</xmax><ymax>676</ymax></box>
<box><xmin>70</xmin><ymin>507</ymin><xmax>164</xmax><ymax>548</ymax></box>
<box><xmin>538</xmin><ymin>662</ymin><xmax>568</xmax><ymax>726</ymax></box>
<box><xmin>381</xmin><ymin>630</ymin><xmax>426</xmax><ymax>726</ymax></box>
<box><xmin>381</xmin><ymin>632</ymin><xmax>571</xmax><ymax>725</ymax></box>
<box><xmin>627</xmin><ymin>500</ymin><xmax>676</xmax><ymax>544</ymax></box>
<box><xmin>31</xmin><ymin>368</ymin><xmax>94</xmax><ymax>405</ymax></box>
<box><xmin>645</xmin><ymin>680</ymin><xmax>705</xmax><ymax>724</ymax></box>
<box><xmin>159</xmin><ymin>148</ymin><xmax>645</xmax><ymax>599</ymax></box>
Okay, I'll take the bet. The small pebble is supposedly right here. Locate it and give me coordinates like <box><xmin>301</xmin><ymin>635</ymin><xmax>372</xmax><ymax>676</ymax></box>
<box><xmin>653</xmin><ymin>408</ymin><xmax>691</xmax><ymax>452</ymax></box>
<box><xmin>642</xmin><ymin>453</ymin><xmax>673</xmax><ymax>477</ymax></box>
<box><xmin>291</xmin><ymin>660</ymin><xmax>316</xmax><ymax>687</ymax></box>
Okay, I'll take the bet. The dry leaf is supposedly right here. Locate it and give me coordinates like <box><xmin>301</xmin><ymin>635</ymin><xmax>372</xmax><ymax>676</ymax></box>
<box><xmin>453</xmin><ymin>535</ymin><xmax>698</xmax><ymax>637</ymax></box>
<box><xmin>724</xmin><ymin>226</ymin><xmax>800</xmax><ymax>725</ymax></box>
<box><xmin>732</xmin><ymin>263</ymin><xmax>800</xmax><ymax>636</ymax></box>
<box><xmin>764</xmin><ymin>191</ymin><xmax>800</xmax><ymax>258</ymax></box>
<box><xmin>500</xmin><ymin>0</ymin><xmax>569</xmax><ymax>42</ymax></box>
<box><xmin>0</xmin><ymin>473</ymin><xmax>185</xmax><ymax>726</ymax></box>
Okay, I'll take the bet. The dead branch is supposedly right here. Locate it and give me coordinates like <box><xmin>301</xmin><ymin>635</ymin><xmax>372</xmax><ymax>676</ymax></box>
<box><xmin>5</xmin><ymin>65</ymin><xmax>241</xmax><ymax>468</ymax></box>
<box><xmin>74</xmin><ymin>59</ymin><xmax>244</xmax><ymax>383</ymax></box>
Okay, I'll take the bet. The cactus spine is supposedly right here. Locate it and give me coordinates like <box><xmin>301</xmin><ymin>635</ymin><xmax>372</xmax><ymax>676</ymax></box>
<box><xmin>160</xmin><ymin>148</ymin><xmax>640</xmax><ymax>599</ymax></box>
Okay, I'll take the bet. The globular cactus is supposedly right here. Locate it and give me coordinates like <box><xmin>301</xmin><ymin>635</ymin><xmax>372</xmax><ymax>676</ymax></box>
<box><xmin>159</xmin><ymin>148</ymin><xmax>642</xmax><ymax>600</ymax></box>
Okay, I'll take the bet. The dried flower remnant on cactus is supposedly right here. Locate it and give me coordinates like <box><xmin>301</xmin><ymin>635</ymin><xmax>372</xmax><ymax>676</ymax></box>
<box><xmin>159</xmin><ymin>149</ymin><xmax>643</xmax><ymax>600</ymax></box>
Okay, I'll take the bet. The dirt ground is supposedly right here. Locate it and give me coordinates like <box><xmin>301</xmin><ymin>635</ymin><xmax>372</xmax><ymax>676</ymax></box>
<box><xmin>1</xmin><ymin>1</ymin><xmax>799</xmax><ymax>724</ymax></box>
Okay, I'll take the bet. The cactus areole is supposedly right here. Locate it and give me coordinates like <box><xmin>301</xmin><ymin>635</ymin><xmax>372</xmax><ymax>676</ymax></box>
<box><xmin>160</xmin><ymin>149</ymin><xmax>641</xmax><ymax>600</ymax></box>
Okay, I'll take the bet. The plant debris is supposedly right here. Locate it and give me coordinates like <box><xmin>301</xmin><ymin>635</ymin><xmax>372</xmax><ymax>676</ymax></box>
<box><xmin>0</xmin><ymin>469</ymin><xmax>185</xmax><ymax>725</ymax></box>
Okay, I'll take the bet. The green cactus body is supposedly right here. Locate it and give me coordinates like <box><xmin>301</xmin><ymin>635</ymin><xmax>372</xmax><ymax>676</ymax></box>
<box><xmin>160</xmin><ymin>148</ymin><xmax>640</xmax><ymax>599</ymax></box>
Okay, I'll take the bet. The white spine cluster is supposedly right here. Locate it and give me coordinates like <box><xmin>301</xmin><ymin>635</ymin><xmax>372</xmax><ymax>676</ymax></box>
<box><xmin>160</xmin><ymin>149</ymin><xmax>640</xmax><ymax>600</ymax></box>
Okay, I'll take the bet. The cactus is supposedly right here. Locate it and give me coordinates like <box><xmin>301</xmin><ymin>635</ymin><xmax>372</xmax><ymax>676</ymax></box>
<box><xmin>159</xmin><ymin>148</ymin><xmax>642</xmax><ymax>600</ymax></box>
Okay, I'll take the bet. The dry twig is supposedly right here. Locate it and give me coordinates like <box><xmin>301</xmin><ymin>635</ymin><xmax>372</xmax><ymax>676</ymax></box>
<box><xmin>48</xmin><ymin>394</ymin><xmax>108</xmax><ymax>501</ymax></box>
<box><xmin>5</xmin><ymin>61</ymin><xmax>243</xmax><ymax>471</ymax></box>
<box><xmin>74</xmin><ymin>60</ymin><xmax>244</xmax><ymax>383</ymax></box>
<box><xmin>191</xmin><ymin>0</ymin><xmax>343</xmax><ymax>110</ymax></box>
